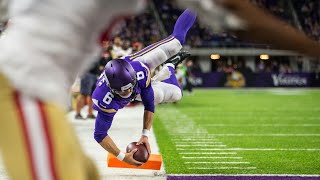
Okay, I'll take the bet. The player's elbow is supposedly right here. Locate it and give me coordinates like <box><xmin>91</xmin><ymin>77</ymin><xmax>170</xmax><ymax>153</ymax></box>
<box><xmin>94</xmin><ymin>132</ymin><xmax>108</xmax><ymax>143</ymax></box>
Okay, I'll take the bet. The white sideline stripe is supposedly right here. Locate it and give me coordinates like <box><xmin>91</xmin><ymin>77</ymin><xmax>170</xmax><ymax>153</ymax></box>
<box><xmin>179</xmin><ymin>152</ymin><xmax>237</xmax><ymax>155</ymax></box>
<box><xmin>174</xmin><ymin>142</ymin><xmax>224</xmax><ymax>144</ymax></box>
<box><xmin>168</xmin><ymin>174</ymin><xmax>320</xmax><ymax>177</ymax></box>
<box><xmin>176</xmin><ymin>145</ymin><xmax>226</xmax><ymax>147</ymax></box>
<box><xmin>182</xmin><ymin>157</ymin><xmax>243</xmax><ymax>159</ymax></box>
<box><xmin>21</xmin><ymin>95</ymin><xmax>53</xmax><ymax>180</ymax></box>
<box><xmin>188</xmin><ymin>167</ymin><xmax>257</xmax><ymax>170</ymax></box>
<box><xmin>194</xmin><ymin>117</ymin><xmax>320</xmax><ymax>120</ymax></box>
<box><xmin>178</xmin><ymin>148</ymin><xmax>320</xmax><ymax>151</ymax></box>
<box><xmin>207</xmin><ymin>134</ymin><xmax>320</xmax><ymax>137</ymax></box>
<box><xmin>185</xmin><ymin>162</ymin><xmax>250</xmax><ymax>164</ymax></box>
<box><xmin>203</xmin><ymin>124</ymin><xmax>320</xmax><ymax>127</ymax></box>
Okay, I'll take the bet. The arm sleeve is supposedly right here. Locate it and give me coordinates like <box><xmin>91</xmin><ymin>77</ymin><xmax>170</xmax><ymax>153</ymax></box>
<box><xmin>140</xmin><ymin>84</ymin><xmax>155</xmax><ymax>113</ymax></box>
<box><xmin>94</xmin><ymin>112</ymin><xmax>114</xmax><ymax>143</ymax></box>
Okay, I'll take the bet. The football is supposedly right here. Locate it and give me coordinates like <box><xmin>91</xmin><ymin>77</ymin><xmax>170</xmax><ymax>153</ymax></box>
<box><xmin>126</xmin><ymin>142</ymin><xmax>150</xmax><ymax>163</ymax></box>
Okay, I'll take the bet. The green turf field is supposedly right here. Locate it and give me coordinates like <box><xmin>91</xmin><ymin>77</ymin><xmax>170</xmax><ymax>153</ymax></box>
<box><xmin>153</xmin><ymin>89</ymin><xmax>320</xmax><ymax>175</ymax></box>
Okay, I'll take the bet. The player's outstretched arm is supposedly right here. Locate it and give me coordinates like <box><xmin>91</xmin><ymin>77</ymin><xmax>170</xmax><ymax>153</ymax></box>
<box><xmin>136</xmin><ymin>110</ymin><xmax>154</xmax><ymax>154</ymax></box>
<box><xmin>94</xmin><ymin>112</ymin><xmax>143</xmax><ymax>166</ymax></box>
<box><xmin>218</xmin><ymin>0</ymin><xmax>320</xmax><ymax>56</ymax></box>
<box><xmin>99</xmin><ymin>136</ymin><xmax>143</xmax><ymax>166</ymax></box>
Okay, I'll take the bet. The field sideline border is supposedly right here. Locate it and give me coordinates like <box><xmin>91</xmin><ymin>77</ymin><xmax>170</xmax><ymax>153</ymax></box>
<box><xmin>168</xmin><ymin>174</ymin><xmax>320</xmax><ymax>177</ymax></box>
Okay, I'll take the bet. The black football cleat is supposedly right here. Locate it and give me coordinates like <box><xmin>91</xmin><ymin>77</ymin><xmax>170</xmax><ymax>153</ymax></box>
<box><xmin>86</xmin><ymin>114</ymin><xmax>96</xmax><ymax>119</ymax></box>
<box><xmin>164</xmin><ymin>50</ymin><xmax>191</xmax><ymax>68</ymax></box>
<box><xmin>75</xmin><ymin>113</ymin><xmax>84</xmax><ymax>120</ymax></box>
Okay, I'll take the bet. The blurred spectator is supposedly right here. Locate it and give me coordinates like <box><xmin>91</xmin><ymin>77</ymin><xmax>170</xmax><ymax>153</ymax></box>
<box><xmin>237</xmin><ymin>60</ymin><xmax>253</xmax><ymax>86</ymax></box>
<box><xmin>175</xmin><ymin>64</ymin><xmax>187</xmax><ymax>89</ymax></box>
<box><xmin>75</xmin><ymin>55</ymin><xmax>108</xmax><ymax>120</ymax></box>
<box><xmin>154</xmin><ymin>0</ymin><xmax>292</xmax><ymax>48</ymax></box>
<box><xmin>225</xmin><ymin>70</ymin><xmax>246</xmax><ymax>88</ymax></box>
<box><xmin>257</xmin><ymin>61</ymin><xmax>266</xmax><ymax>72</ymax></box>
<box><xmin>279</xmin><ymin>63</ymin><xmax>293</xmax><ymax>73</ymax></box>
<box><xmin>297</xmin><ymin>58</ymin><xmax>303</xmax><ymax>72</ymax></box>
<box><xmin>122</xmin><ymin>39</ymin><xmax>133</xmax><ymax>55</ymax></box>
<box><xmin>0</xmin><ymin>21</ymin><xmax>7</xmax><ymax>35</ymax></box>
<box><xmin>132</xmin><ymin>42</ymin><xmax>144</xmax><ymax>53</ymax></box>
<box><xmin>293</xmin><ymin>0</ymin><xmax>320</xmax><ymax>41</ymax></box>
<box><xmin>185</xmin><ymin>60</ymin><xmax>194</xmax><ymax>95</ymax></box>
<box><xmin>111</xmin><ymin>36</ymin><xmax>124</xmax><ymax>58</ymax></box>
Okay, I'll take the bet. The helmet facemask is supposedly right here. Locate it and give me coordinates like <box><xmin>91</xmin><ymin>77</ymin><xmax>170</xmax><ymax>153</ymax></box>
<box><xmin>104</xmin><ymin>72</ymin><xmax>137</xmax><ymax>98</ymax></box>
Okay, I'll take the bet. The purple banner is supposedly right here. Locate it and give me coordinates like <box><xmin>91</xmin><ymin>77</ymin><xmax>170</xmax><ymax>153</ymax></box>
<box><xmin>192</xmin><ymin>72</ymin><xmax>320</xmax><ymax>87</ymax></box>
<box><xmin>254</xmin><ymin>73</ymin><xmax>312</xmax><ymax>87</ymax></box>
<box><xmin>192</xmin><ymin>72</ymin><xmax>225</xmax><ymax>87</ymax></box>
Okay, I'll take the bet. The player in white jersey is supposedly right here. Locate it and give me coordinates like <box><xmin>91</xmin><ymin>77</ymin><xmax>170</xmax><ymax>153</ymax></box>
<box><xmin>0</xmin><ymin>0</ymin><xmax>146</xmax><ymax>179</ymax></box>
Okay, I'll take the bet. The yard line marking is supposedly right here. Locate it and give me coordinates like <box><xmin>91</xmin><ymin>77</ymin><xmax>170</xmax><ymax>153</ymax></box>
<box><xmin>185</xmin><ymin>162</ymin><xmax>250</xmax><ymax>164</ymax></box>
<box><xmin>188</xmin><ymin>167</ymin><xmax>257</xmax><ymax>170</ymax></box>
<box><xmin>182</xmin><ymin>156</ymin><xmax>243</xmax><ymax>159</ymax></box>
<box><xmin>172</xmin><ymin>138</ymin><xmax>218</xmax><ymax>141</ymax></box>
<box><xmin>174</xmin><ymin>142</ymin><xmax>224</xmax><ymax>144</ymax></box>
<box><xmin>157</xmin><ymin>107</ymin><xmax>250</xmax><ymax>167</ymax></box>
<box><xmin>176</xmin><ymin>144</ymin><xmax>226</xmax><ymax>147</ymax></box>
<box><xmin>203</xmin><ymin>124</ymin><xmax>320</xmax><ymax>127</ymax></box>
<box><xmin>179</xmin><ymin>148</ymin><xmax>320</xmax><ymax>151</ymax></box>
<box><xmin>171</xmin><ymin>133</ymin><xmax>209</xmax><ymax>134</ymax></box>
<box><xmin>179</xmin><ymin>152</ymin><xmax>237</xmax><ymax>155</ymax></box>
<box><xmin>206</xmin><ymin>134</ymin><xmax>320</xmax><ymax>137</ymax></box>
<box><xmin>193</xmin><ymin>117</ymin><xmax>320</xmax><ymax>120</ymax></box>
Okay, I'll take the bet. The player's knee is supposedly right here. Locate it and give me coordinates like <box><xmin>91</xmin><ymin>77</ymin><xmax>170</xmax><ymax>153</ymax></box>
<box><xmin>171</xmin><ymin>89</ymin><xmax>182</xmax><ymax>102</ymax></box>
<box><xmin>162</xmin><ymin>38</ymin><xmax>182</xmax><ymax>57</ymax></box>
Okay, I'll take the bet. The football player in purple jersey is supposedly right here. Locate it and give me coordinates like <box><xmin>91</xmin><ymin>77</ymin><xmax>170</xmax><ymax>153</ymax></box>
<box><xmin>92</xmin><ymin>9</ymin><xmax>197</xmax><ymax>166</ymax></box>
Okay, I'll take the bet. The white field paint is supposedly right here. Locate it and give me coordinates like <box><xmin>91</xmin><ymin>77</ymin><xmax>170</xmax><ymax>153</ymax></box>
<box><xmin>188</xmin><ymin>167</ymin><xmax>257</xmax><ymax>170</ymax></box>
<box><xmin>179</xmin><ymin>152</ymin><xmax>237</xmax><ymax>155</ymax></box>
<box><xmin>175</xmin><ymin>144</ymin><xmax>227</xmax><ymax>147</ymax></box>
<box><xmin>184</xmin><ymin>162</ymin><xmax>250</xmax><ymax>164</ymax></box>
<box><xmin>192</xmin><ymin>116</ymin><xmax>320</xmax><ymax>120</ymax></box>
<box><xmin>174</xmin><ymin>142</ymin><xmax>224</xmax><ymax>144</ymax></box>
<box><xmin>172</xmin><ymin>138</ymin><xmax>218</xmax><ymax>141</ymax></box>
<box><xmin>178</xmin><ymin>148</ymin><xmax>320</xmax><ymax>151</ymax></box>
<box><xmin>182</xmin><ymin>156</ymin><xmax>243</xmax><ymax>159</ymax></box>
<box><xmin>156</xmin><ymin>107</ymin><xmax>255</xmax><ymax>171</ymax></box>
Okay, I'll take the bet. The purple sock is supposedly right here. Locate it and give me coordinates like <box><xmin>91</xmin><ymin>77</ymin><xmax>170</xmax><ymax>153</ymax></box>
<box><xmin>162</xmin><ymin>65</ymin><xmax>181</xmax><ymax>91</ymax></box>
<box><xmin>171</xmin><ymin>9</ymin><xmax>197</xmax><ymax>44</ymax></box>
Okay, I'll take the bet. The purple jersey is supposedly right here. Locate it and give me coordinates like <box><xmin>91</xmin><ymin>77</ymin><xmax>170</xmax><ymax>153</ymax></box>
<box><xmin>92</xmin><ymin>58</ymin><xmax>154</xmax><ymax>143</ymax></box>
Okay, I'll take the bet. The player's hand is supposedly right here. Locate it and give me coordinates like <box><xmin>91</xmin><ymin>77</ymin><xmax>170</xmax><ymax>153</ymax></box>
<box><xmin>123</xmin><ymin>149</ymin><xmax>144</xmax><ymax>166</ymax></box>
<box><xmin>136</xmin><ymin>136</ymin><xmax>151</xmax><ymax>154</ymax></box>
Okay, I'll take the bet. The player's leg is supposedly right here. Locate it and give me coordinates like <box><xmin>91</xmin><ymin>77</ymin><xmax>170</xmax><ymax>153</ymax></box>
<box><xmin>0</xmin><ymin>74</ymin><xmax>99</xmax><ymax>180</ymax></box>
<box><xmin>76</xmin><ymin>75</ymin><xmax>89</xmax><ymax>119</ymax></box>
<box><xmin>152</xmin><ymin>50</ymin><xmax>191</xmax><ymax>82</ymax></box>
<box><xmin>86</xmin><ymin>73</ymin><xmax>97</xmax><ymax>119</ymax></box>
<box><xmin>152</xmin><ymin>64</ymin><xmax>183</xmax><ymax>104</ymax></box>
<box><xmin>130</xmin><ymin>9</ymin><xmax>196</xmax><ymax>72</ymax></box>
